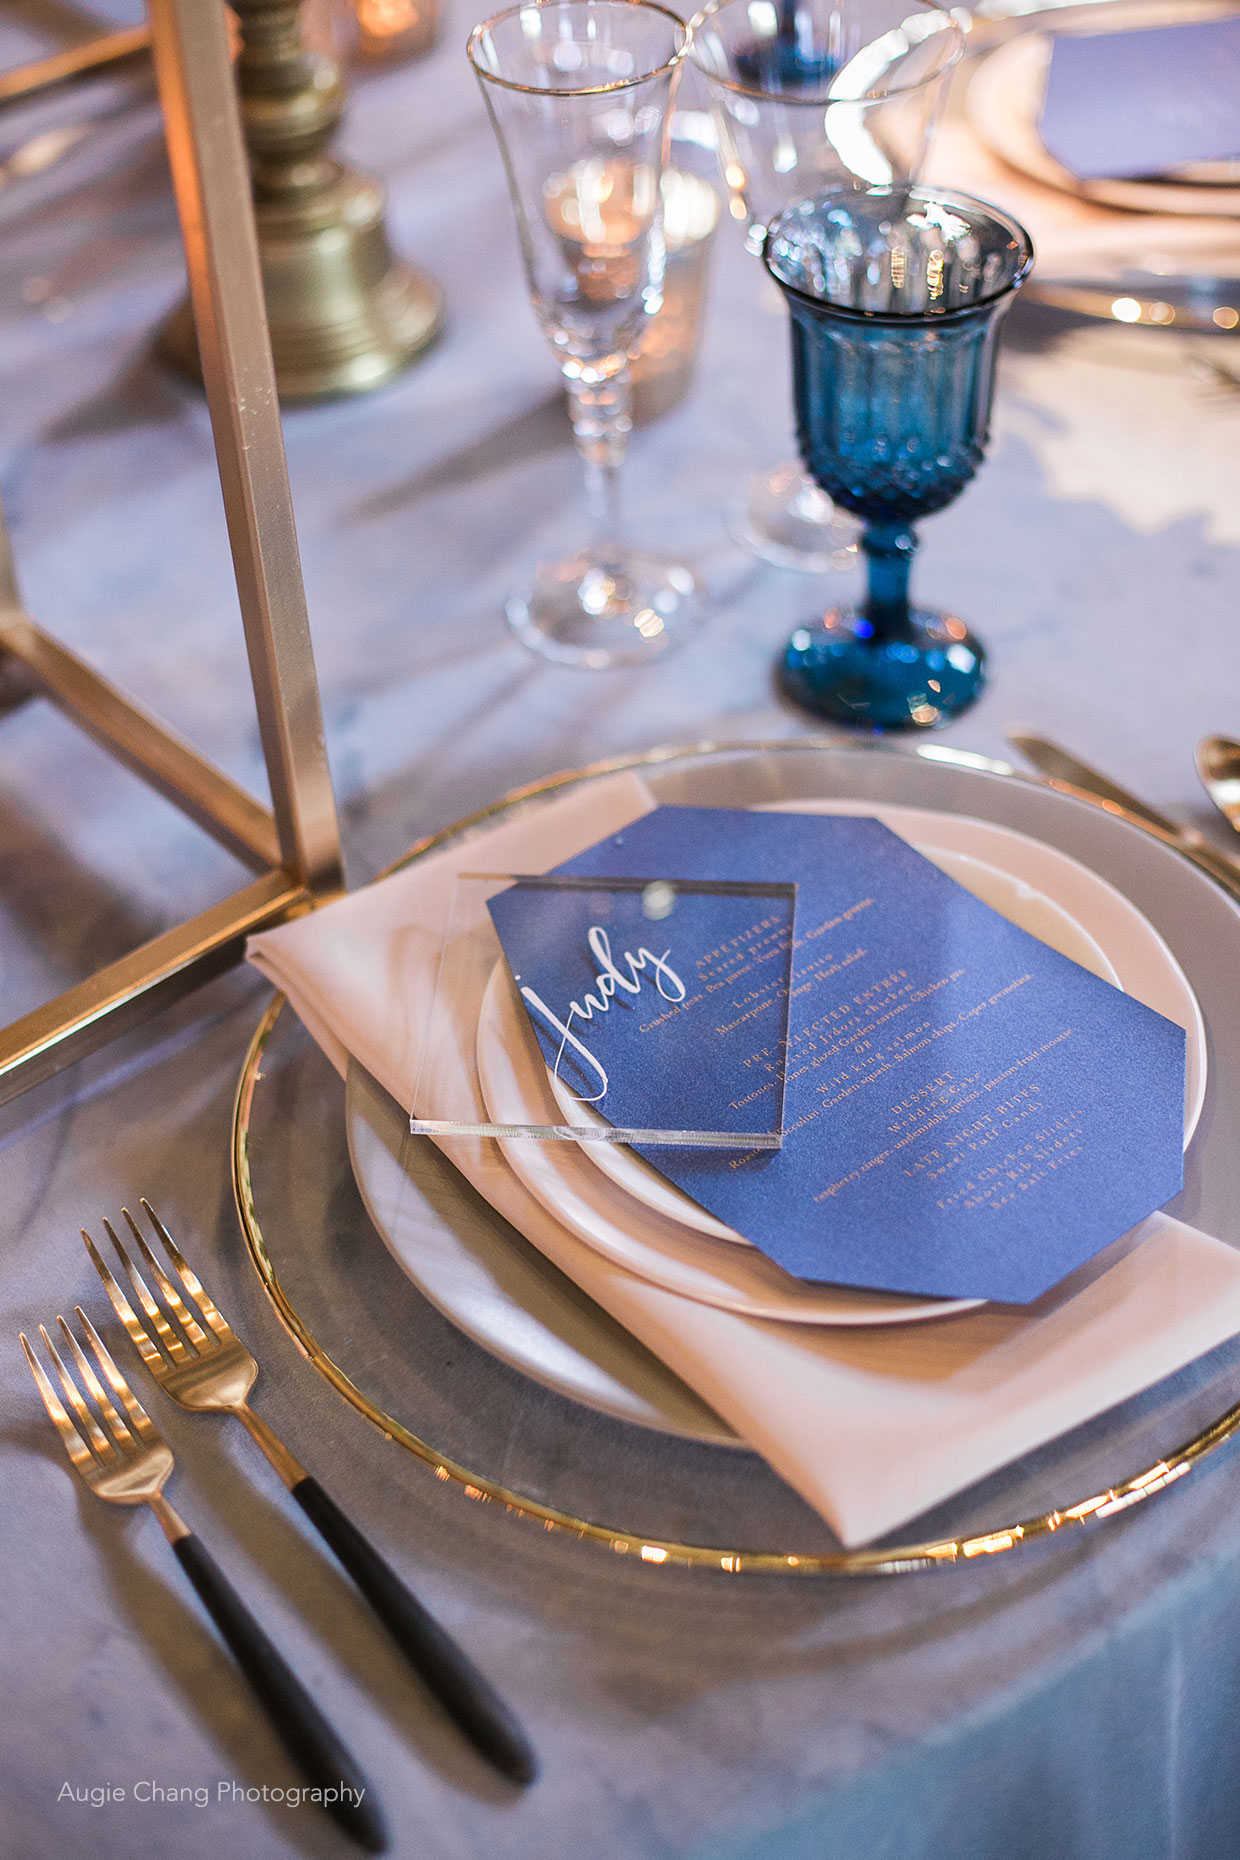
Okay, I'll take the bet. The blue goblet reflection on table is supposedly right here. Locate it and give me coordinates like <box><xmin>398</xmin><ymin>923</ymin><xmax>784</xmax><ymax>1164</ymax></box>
<box><xmin>763</xmin><ymin>185</ymin><xmax>1034</xmax><ymax>728</ymax></box>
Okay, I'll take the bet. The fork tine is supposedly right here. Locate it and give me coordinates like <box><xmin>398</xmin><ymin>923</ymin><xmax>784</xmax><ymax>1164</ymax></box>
<box><xmin>140</xmin><ymin>1198</ymin><xmax>230</xmax><ymax>1341</ymax></box>
<box><xmin>55</xmin><ymin>1316</ymin><xmax>135</xmax><ymax>1450</ymax></box>
<box><xmin>82</xmin><ymin>1228</ymin><xmax>163</xmax><ymax>1374</ymax></box>
<box><xmin>39</xmin><ymin>1322</ymin><xmax>116</xmax><ymax>1459</ymax></box>
<box><xmin>102</xmin><ymin>1217</ymin><xmax>193</xmax><ymax>1364</ymax></box>
<box><xmin>40</xmin><ymin>1322</ymin><xmax>112</xmax><ymax>1458</ymax></box>
<box><xmin>121</xmin><ymin>1207</ymin><xmax>210</xmax><ymax>1350</ymax></box>
<box><xmin>20</xmin><ymin>1331</ymin><xmax>96</xmax><ymax>1476</ymax></box>
<box><xmin>75</xmin><ymin>1308</ymin><xmax>160</xmax><ymax>1446</ymax></box>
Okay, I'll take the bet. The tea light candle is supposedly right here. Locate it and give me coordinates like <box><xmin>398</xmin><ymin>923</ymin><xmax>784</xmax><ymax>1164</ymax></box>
<box><xmin>355</xmin><ymin>0</ymin><xmax>440</xmax><ymax>61</ymax></box>
<box><xmin>543</xmin><ymin>157</ymin><xmax>658</xmax><ymax>307</ymax></box>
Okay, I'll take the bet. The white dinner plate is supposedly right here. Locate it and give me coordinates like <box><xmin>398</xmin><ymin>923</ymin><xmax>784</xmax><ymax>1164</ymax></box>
<box><xmin>479</xmin><ymin>804</ymin><xmax>1205</xmax><ymax>1327</ymax></box>
<box><xmin>346</xmin><ymin>1058</ymin><xmax>741</xmax><ymax>1445</ymax></box>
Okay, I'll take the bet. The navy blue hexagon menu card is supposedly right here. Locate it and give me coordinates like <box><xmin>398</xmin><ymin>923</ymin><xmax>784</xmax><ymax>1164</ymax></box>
<box><xmin>487</xmin><ymin>806</ymin><xmax>1188</xmax><ymax>1305</ymax></box>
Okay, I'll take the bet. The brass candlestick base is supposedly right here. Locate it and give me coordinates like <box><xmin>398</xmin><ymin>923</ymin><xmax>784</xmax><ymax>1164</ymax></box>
<box><xmin>161</xmin><ymin>164</ymin><xmax>443</xmax><ymax>401</ymax></box>
<box><xmin>160</xmin><ymin>0</ymin><xmax>442</xmax><ymax>402</ymax></box>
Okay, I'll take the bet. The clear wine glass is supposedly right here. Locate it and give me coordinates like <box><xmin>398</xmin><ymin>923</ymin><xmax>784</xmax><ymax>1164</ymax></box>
<box><xmin>764</xmin><ymin>183</ymin><xmax>1033</xmax><ymax>728</ymax></box>
<box><xmin>468</xmin><ymin>0</ymin><xmax>702</xmax><ymax>668</ymax></box>
<box><xmin>687</xmin><ymin>0</ymin><xmax>966</xmax><ymax>573</ymax></box>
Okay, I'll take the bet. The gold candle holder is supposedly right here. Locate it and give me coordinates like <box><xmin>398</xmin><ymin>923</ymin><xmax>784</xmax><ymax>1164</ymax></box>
<box><xmin>161</xmin><ymin>0</ymin><xmax>442</xmax><ymax>402</ymax></box>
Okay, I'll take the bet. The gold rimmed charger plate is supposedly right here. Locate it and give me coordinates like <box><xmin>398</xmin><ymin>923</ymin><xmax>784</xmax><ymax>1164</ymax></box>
<box><xmin>231</xmin><ymin>737</ymin><xmax>1240</xmax><ymax>1576</ymax></box>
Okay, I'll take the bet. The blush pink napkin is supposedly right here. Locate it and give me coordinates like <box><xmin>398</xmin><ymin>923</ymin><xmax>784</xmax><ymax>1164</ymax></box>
<box><xmin>926</xmin><ymin>118</ymin><xmax>1240</xmax><ymax>277</ymax></box>
<box><xmin>248</xmin><ymin>774</ymin><xmax>1240</xmax><ymax>1546</ymax></box>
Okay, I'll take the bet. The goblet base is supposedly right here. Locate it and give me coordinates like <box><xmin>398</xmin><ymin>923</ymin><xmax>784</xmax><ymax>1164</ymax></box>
<box><xmin>779</xmin><ymin>608</ymin><xmax>986</xmax><ymax>731</ymax></box>
<box><xmin>734</xmin><ymin>463</ymin><xmax>859</xmax><ymax>574</ymax></box>
<box><xmin>506</xmin><ymin>550</ymin><xmax>702</xmax><ymax>670</ymax></box>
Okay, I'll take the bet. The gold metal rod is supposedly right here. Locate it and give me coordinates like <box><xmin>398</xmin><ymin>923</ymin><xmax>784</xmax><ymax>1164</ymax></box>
<box><xmin>147</xmin><ymin>0</ymin><xmax>343</xmax><ymax>895</ymax></box>
<box><xmin>0</xmin><ymin>497</ymin><xmax>38</xmax><ymax>712</ymax></box>
<box><xmin>0</xmin><ymin>26</ymin><xmax>151</xmax><ymax>107</ymax></box>
<box><xmin>0</xmin><ymin>869</ymin><xmax>310</xmax><ymax>1105</ymax></box>
<box><xmin>0</xmin><ymin>613</ymin><xmax>280</xmax><ymax>872</ymax></box>
<box><xmin>0</xmin><ymin>492</ymin><xmax>19</xmax><ymax>609</ymax></box>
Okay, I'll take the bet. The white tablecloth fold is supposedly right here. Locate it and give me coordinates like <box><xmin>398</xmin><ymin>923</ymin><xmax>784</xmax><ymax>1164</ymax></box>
<box><xmin>248</xmin><ymin>775</ymin><xmax>1240</xmax><ymax>1546</ymax></box>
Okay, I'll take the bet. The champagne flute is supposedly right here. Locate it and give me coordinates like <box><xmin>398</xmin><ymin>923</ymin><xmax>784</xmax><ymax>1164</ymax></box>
<box><xmin>687</xmin><ymin>0</ymin><xmax>966</xmax><ymax>572</ymax></box>
<box><xmin>468</xmin><ymin>0</ymin><xmax>702</xmax><ymax>668</ymax></box>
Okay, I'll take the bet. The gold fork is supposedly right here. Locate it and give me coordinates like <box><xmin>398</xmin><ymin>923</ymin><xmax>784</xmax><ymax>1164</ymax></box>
<box><xmin>21</xmin><ymin>1312</ymin><xmax>387</xmax><ymax>1853</ymax></box>
<box><xmin>85</xmin><ymin>1201</ymin><xmax>536</xmax><ymax>1786</ymax></box>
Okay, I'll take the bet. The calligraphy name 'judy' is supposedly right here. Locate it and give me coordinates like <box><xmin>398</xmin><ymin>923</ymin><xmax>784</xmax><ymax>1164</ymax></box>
<box><xmin>519</xmin><ymin>925</ymin><xmax>685</xmax><ymax>1102</ymax></box>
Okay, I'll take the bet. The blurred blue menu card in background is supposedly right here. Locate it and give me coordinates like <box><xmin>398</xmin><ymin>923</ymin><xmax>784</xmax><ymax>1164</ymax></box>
<box><xmin>496</xmin><ymin>806</ymin><xmax>1189</xmax><ymax>1305</ymax></box>
<box><xmin>1040</xmin><ymin>19</ymin><xmax>1240</xmax><ymax>180</ymax></box>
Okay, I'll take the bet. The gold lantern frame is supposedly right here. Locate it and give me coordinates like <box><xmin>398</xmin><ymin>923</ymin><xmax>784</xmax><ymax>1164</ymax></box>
<box><xmin>0</xmin><ymin>22</ymin><xmax>149</xmax><ymax>107</ymax></box>
<box><xmin>0</xmin><ymin>0</ymin><xmax>344</xmax><ymax>1105</ymax></box>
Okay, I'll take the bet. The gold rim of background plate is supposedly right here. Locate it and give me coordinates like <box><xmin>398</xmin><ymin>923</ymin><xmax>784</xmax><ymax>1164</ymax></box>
<box><xmin>231</xmin><ymin>736</ymin><xmax>1240</xmax><ymax>1576</ymax></box>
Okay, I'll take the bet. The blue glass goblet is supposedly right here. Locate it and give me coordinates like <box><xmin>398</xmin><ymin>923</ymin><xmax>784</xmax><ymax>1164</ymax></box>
<box><xmin>763</xmin><ymin>185</ymin><xmax>1033</xmax><ymax>729</ymax></box>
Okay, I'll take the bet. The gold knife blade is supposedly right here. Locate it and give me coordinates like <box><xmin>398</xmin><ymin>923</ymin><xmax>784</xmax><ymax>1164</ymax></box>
<box><xmin>1005</xmin><ymin>728</ymin><xmax>1240</xmax><ymax>903</ymax></box>
<box><xmin>1005</xmin><ymin>730</ymin><xmax>1190</xmax><ymax>837</ymax></box>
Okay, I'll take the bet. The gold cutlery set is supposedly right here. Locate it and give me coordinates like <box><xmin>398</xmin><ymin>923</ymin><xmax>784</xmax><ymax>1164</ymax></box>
<box><xmin>1006</xmin><ymin>729</ymin><xmax>1240</xmax><ymax>904</ymax></box>
<box><xmin>22</xmin><ymin>1201</ymin><xmax>536</xmax><ymax>1853</ymax></box>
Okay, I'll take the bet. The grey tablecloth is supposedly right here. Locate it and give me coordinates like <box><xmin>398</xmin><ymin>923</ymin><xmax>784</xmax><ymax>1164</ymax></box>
<box><xmin>3</xmin><ymin>11</ymin><xmax>1240</xmax><ymax>1859</ymax></box>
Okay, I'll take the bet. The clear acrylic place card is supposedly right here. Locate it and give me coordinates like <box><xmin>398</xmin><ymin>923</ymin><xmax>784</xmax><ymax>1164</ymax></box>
<box><xmin>409</xmin><ymin>872</ymin><xmax>795</xmax><ymax>1147</ymax></box>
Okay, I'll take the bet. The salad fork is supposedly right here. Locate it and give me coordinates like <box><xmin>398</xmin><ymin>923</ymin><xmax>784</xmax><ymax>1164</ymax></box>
<box><xmin>21</xmin><ymin>1312</ymin><xmax>387</xmax><ymax>1853</ymax></box>
<box><xmin>84</xmin><ymin>1201</ymin><xmax>537</xmax><ymax>1787</ymax></box>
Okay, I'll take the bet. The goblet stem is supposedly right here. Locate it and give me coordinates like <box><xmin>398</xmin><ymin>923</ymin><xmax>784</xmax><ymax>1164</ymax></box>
<box><xmin>860</xmin><ymin>520</ymin><xmax>917</xmax><ymax>642</ymax></box>
<box><xmin>565</xmin><ymin>361</ymin><xmax>631</xmax><ymax>566</ymax></box>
